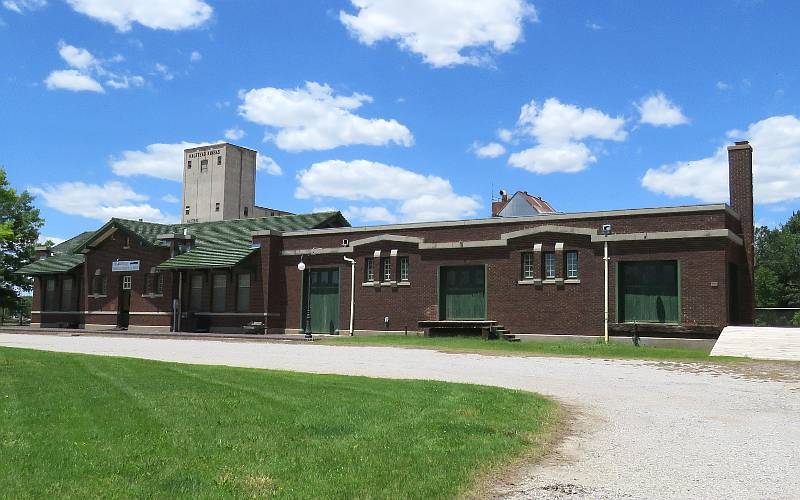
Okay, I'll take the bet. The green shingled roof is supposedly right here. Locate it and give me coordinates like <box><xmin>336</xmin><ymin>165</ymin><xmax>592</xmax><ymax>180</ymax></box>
<box><xmin>156</xmin><ymin>212</ymin><xmax>347</xmax><ymax>270</ymax></box>
<box><xmin>14</xmin><ymin>231</ymin><xmax>95</xmax><ymax>275</ymax></box>
<box><xmin>15</xmin><ymin>212</ymin><xmax>347</xmax><ymax>275</ymax></box>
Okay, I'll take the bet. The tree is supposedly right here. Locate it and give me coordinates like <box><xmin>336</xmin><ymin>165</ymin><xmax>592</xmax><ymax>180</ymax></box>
<box><xmin>754</xmin><ymin>211</ymin><xmax>800</xmax><ymax>307</ymax></box>
<box><xmin>0</xmin><ymin>167</ymin><xmax>44</xmax><ymax>321</ymax></box>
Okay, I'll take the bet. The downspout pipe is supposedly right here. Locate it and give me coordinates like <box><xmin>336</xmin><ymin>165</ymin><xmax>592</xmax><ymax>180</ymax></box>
<box><xmin>604</xmin><ymin>240</ymin><xmax>609</xmax><ymax>344</ymax></box>
<box><xmin>343</xmin><ymin>256</ymin><xmax>355</xmax><ymax>336</ymax></box>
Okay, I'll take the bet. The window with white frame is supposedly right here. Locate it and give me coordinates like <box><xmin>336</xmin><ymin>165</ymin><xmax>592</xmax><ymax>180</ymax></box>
<box><xmin>364</xmin><ymin>257</ymin><xmax>374</xmax><ymax>282</ymax></box>
<box><xmin>122</xmin><ymin>275</ymin><xmax>132</xmax><ymax>290</ymax></box>
<box><xmin>200</xmin><ymin>159</ymin><xmax>208</xmax><ymax>172</ymax></box>
<box><xmin>522</xmin><ymin>252</ymin><xmax>534</xmax><ymax>279</ymax></box>
<box><xmin>382</xmin><ymin>257</ymin><xmax>391</xmax><ymax>282</ymax></box>
<box><xmin>398</xmin><ymin>256</ymin><xmax>409</xmax><ymax>281</ymax></box>
<box><xmin>543</xmin><ymin>252</ymin><xmax>556</xmax><ymax>280</ymax></box>
<box><xmin>566</xmin><ymin>251</ymin><xmax>579</xmax><ymax>279</ymax></box>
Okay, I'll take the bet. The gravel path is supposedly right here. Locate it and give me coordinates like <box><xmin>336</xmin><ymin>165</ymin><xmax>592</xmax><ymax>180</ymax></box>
<box><xmin>1</xmin><ymin>333</ymin><xmax>798</xmax><ymax>499</ymax></box>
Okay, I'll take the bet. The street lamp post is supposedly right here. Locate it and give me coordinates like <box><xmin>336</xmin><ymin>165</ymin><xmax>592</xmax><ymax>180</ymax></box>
<box><xmin>297</xmin><ymin>259</ymin><xmax>312</xmax><ymax>339</ymax></box>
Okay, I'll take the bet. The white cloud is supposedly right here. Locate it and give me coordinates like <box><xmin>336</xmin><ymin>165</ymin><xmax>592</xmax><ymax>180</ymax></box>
<box><xmin>497</xmin><ymin>128</ymin><xmax>513</xmax><ymax>143</ymax></box>
<box><xmin>473</xmin><ymin>141</ymin><xmax>506</xmax><ymax>158</ymax></box>
<box><xmin>636</xmin><ymin>92</ymin><xmax>689</xmax><ymax>127</ymax></box>
<box><xmin>65</xmin><ymin>0</ymin><xmax>212</xmax><ymax>32</ymax></box>
<box><xmin>38</xmin><ymin>236</ymin><xmax>66</xmax><ymax>246</ymax></box>
<box><xmin>111</xmin><ymin>141</ymin><xmax>213</xmax><ymax>181</ymax></box>
<box><xmin>509</xmin><ymin>142</ymin><xmax>593</xmax><ymax>174</ymax></box>
<box><xmin>256</xmin><ymin>156</ymin><xmax>283</xmax><ymax>176</ymax></box>
<box><xmin>296</xmin><ymin>159</ymin><xmax>480</xmax><ymax>222</ymax></box>
<box><xmin>46</xmin><ymin>42</ymin><xmax>144</xmax><ymax>93</ymax></box>
<box><xmin>106</xmin><ymin>75</ymin><xmax>145</xmax><ymax>89</ymax></box>
<box><xmin>44</xmin><ymin>69</ymin><xmax>104</xmax><ymax>93</ymax></box>
<box><xmin>58</xmin><ymin>41</ymin><xmax>98</xmax><ymax>70</ymax></box>
<box><xmin>224</xmin><ymin>127</ymin><xmax>245</xmax><ymax>141</ymax></box>
<box><xmin>642</xmin><ymin>115</ymin><xmax>800</xmax><ymax>205</ymax></box>
<box><xmin>161</xmin><ymin>194</ymin><xmax>179</xmax><ymax>203</ymax></box>
<box><xmin>154</xmin><ymin>63</ymin><xmax>174</xmax><ymax>80</ymax></box>
<box><xmin>238</xmin><ymin>81</ymin><xmax>413</xmax><ymax>151</ymax></box>
<box><xmin>716</xmin><ymin>81</ymin><xmax>731</xmax><ymax>91</ymax></box>
<box><xmin>586</xmin><ymin>21</ymin><xmax>603</xmax><ymax>31</ymax></box>
<box><xmin>343</xmin><ymin>205</ymin><xmax>398</xmax><ymax>224</ymax></box>
<box><xmin>30</xmin><ymin>181</ymin><xmax>176</xmax><ymax>223</ymax></box>
<box><xmin>508</xmin><ymin>97</ymin><xmax>626</xmax><ymax>174</ymax></box>
<box><xmin>190</xmin><ymin>50</ymin><xmax>202</xmax><ymax>62</ymax></box>
<box><xmin>312</xmin><ymin>206</ymin><xmax>336</xmax><ymax>213</ymax></box>
<box><xmin>339</xmin><ymin>0</ymin><xmax>536</xmax><ymax>67</ymax></box>
<box><xmin>2</xmin><ymin>0</ymin><xmax>45</xmax><ymax>14</ymax></box>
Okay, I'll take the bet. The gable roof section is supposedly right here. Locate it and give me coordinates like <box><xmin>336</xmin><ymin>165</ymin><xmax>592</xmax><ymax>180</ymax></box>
<box><xmin>14</xmin><ymin>231</ymin><xmax>95</xmax><ymax>275</ymax></box>
<box><xmin>156</xmin><ymin>211</ymin><xmax>348</xmax><ymax>270</ymax></box>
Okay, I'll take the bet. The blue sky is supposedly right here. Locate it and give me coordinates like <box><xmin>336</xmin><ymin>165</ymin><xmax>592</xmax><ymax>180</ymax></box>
<box><xmin>1</xmin><ymin>0</ymin><xmax>799</xmax><ymax>243</ymax></box>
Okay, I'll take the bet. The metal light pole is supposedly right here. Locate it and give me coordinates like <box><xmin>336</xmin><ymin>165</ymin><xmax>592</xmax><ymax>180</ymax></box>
<box><xmin>297</xmin><ymin>259</ymin><xmax>312</xmax><ymax>339</ymax></box>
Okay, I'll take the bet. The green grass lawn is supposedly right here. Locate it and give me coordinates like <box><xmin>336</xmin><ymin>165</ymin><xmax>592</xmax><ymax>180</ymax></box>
<box><xmin>321</xmin><ymin>335</ymin><xmax>738</xmax><ymax>362</ymax></box>
<box><xmin>0</xmin><ymin>347</ymin><xmax>558</xmax><ymax>499</ymax></box>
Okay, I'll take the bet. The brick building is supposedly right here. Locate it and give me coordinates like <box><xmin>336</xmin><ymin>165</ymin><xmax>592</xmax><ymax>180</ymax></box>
<box><xmin>18</xmin><ymin>141</ymin><xmax>755</xmax><ymax>339</ymax></box>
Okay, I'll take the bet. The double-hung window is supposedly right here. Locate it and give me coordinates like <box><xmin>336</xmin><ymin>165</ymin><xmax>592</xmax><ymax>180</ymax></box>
<box><xmin>190</xmin><ymin>274</ymin><xmax>203</xmax><ymax>311</ymax></box>
<box><xmin>398</xmin><ymin>257</ymin><xmax>409</xmax><ymax>282</ymax></box>
<box><xmin>212</xmin><ymin>274</ymin><xmax>227</xmax><ymax>313</ymax></box>
<box><xmin>566</xmin><ymin>251</ymin><xmax>579</xmax><ymax>279</ymax></box>
<box><xmin>200</xmin><ymin>159</ymin><xmax>208</xmax><ymax>172</ymax></box>
<box><xmin>60</xmin><ymin>277</ymin><xmax>73</xmax><ymax>311</ymax></box>
<box><xmin>382</xmin><ymin>257</ymin><xmax>391</xmax><ymax>282</ymax></box>
<box><xmin>521</xmin><ymin>252</ymin><xmax>534</xmax><ymax>279</ymax></box>
<box><xmin>236</xmin><ymin>273</ymin><xmax>251</xmax><ymax>313</ymax></box>
<box><xmin>543</xmin><ymin>252</ymin><xmax>556</xmax><ymax>280</ymax></box>
<box><xmin>122</xmin><ymin>275</ymin><xmax>132</xmax><ymax>290</ymax></box>
<box><xmin>364</xmin><ymin>257</ymin><xmax>374</xmax><ymax>282</ymax></box>
<box><xmin>92</xmin><ymin>271</ymin><xmax>107</xmax><ymax>295</ymax></box>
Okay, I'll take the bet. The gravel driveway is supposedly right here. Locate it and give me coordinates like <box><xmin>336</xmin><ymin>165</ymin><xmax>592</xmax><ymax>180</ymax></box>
<box><xmin>1</xmin><ymin>333</ymin><xmax>798</xmax><ymax>499</ymax></box>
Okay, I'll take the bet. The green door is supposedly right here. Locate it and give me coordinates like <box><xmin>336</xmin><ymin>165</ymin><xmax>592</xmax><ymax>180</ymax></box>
<box><xmin>619</xmin><ymin>261</ymin><xmax>680</xmax><ymax>323</ymax></box>
<box><xmin>301</xmin><ymin>268</ymin><xmax>340</xmax><ymax>334</ymax></box>
<box><xmin>439</xmin><ymin>266</ymin><xmax>486</xmax><ymax>320</ymax></box>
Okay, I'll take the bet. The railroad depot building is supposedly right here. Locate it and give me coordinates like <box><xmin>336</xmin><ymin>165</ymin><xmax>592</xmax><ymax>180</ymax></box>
<box><xmin>18</xmin><ymin>141</ymin><xmax>756</xmax><ymax>338</ymax></box>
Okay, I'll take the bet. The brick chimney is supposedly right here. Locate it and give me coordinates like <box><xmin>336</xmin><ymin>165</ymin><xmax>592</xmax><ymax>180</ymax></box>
<box><xmin>727</xmin><ymin>140</ymin><xmax>754</xmax><ymax>323</ymax></box>
<box><xmin>491</xmin><ymin>190</ymin><xmax>510</xmax><ymax>217</ymax></box>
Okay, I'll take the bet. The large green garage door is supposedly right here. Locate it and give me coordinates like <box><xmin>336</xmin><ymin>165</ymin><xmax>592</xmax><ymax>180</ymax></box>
<box><xmin>439</xmin><ymin>266</ymin><xmax>486</xmax><ymax>320</ymax></box>
<box><xmin>301</xmin><ymin>268</ymin><xmax>340</xmax><ymax>334</ymax></box>
<box><xmin>619</xmin><ymin>261</ymin><xmax>680</xmax><ymax>323</ymax></box>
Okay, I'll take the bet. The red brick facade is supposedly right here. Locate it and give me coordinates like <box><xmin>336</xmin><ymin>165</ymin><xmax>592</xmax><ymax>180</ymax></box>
<box><xmin>28</xmin><ymin>143</ymin><xmax>755</xmax><ymax>337</ymax></box>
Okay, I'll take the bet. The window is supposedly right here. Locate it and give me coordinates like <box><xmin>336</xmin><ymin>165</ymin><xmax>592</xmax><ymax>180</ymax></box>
<box><xmin>521</xmin><ymin>252</ymin><xmax>534</xmax><ymax>279</ymax></box>
<box><xmin>60</xmin><ymin>277</ymin><xmax>73</xmax><ymax>310</ymax></box>
<box><xmin>190</xmin><ymin>274</ymin><xmax>203</xmax><ymax>311</ymax></box>
<box><xmin>381</xmin><ymin>257</ymin><xmax>391</xmax><ymax>282</ymax></box>
<box><xmin>185</xmin><ymin>206</ymin><xmax>190</xmax><ymax>216</ymax></box>
<box><xmin>364</xmin><ymin>257</ymin><xmax>374</xmax><ymax>282</ymax></box>
<box><xmin>200</xmin><ymin>159</ymin><xmax>208</xmax><ymax>172</ymax></box>
<box><xmin>243</xmin><ymin>206</ymin><xmax>249</xmax><ymax>217</ymax></box>
<box><xmin>398</xmin><ymin>256</ymin><xmax>409</xmax><ymax>282</ymax></box>
<box><xmin>566</xmin><ymin>251</ymin><xmax>579</xmax><ymax>279</ymax></box>
<box><xmin>44</xmin><ymin>278</ymin><xmax>56</xmax><ymax>310</ymax></box>
<box><xmin>122</xmin><ymin>275</ymin><xmax>132</xmax><ymax>290</ymax></box>
<box><xmin>187</xmin><ymin>160</ymin><xmax>192</xmax><ymax>169</ymax></box>
<box><xmin>92</xmin><ymin>271</ymin><xmax>107</xmax><ymax>295</ymax></box>
<box><xmin>212</xmin><ymin>274</ymin><xmax>226</xmax><ymax>312</ymax></box>
<box><xmin>543</xmin><ymin>252</ymin><xmax>556</xmax><ymax>280</ymax></box>
<box><xmin>123</xmin><ymin>236</ymin><xmax>131</xmax><ymax>248</ymax></box>
<box><xmin>217</xmin><ymin>156</ymin><xmax>222</xmax><ymax>166</ymax></box>
<box><xmin>236</xmin><ymin>273</ymin><xmax>251</xmax><ymax>313</ymax></box>
<box><xmin>144</xmin><ymin>272</ymin><xmax>164</xmax><ymax>295</ymax></box>
<box><xmin>215</xmin><ymin>202</ymin><xmax>220</xmax><ymax>212</ymax></box>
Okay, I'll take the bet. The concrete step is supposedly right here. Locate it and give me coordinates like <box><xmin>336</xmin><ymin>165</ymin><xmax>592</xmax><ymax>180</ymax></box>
<box><xmin>501</xmin><ymin>332</ymin><xmax>520</xmax><ymax>342</ymax></box>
